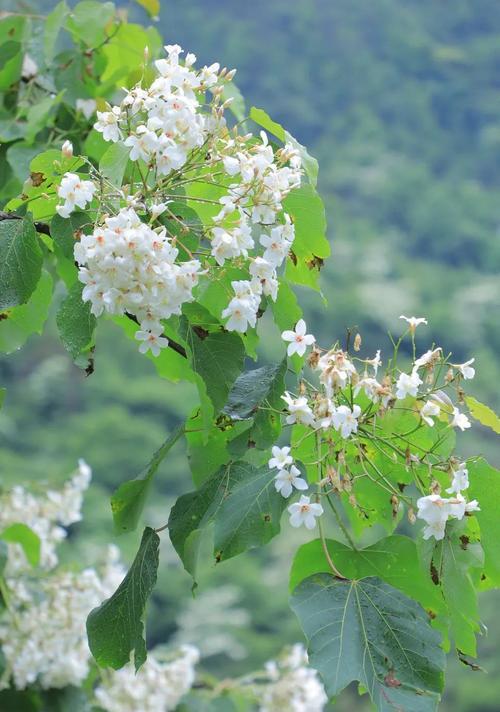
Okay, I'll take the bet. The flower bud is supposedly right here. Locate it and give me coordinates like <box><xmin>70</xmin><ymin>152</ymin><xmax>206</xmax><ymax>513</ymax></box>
<box><xmin>408</xmin><ymin>507</ymin><xmax>416</xmax><ymax>524</ymax></box>
<box><xmin>353</xmin><ymin>332</ymin><xmax>362</xmax><ymax>351</ymax></box>
<box><xmin>61</xmin><ymin>140</ymin><xmax>73</xmax><ymax>158</ymax></box>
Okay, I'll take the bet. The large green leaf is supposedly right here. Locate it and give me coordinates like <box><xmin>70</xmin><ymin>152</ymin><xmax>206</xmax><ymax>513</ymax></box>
<box><xmin>181</xmin><ymin>312</ymin><xmax>245</xmax><ymax>414</ymax></box>
<box><xmin>169</xmin><ymin>461</ymin><xmax>287</xmax><ymax>576</ymax></box>
<box><xmin>66</xmin><ymin>0</ymin><xmax>115</xmax><ymax>47</ymax></box>
<box><xmin>468</xmin><ymin>459</ymin><xmax>500</xmax><ymax>584</ymax></box>
<box><xmin>44</xmin><ymin>1</ymin><xmax>68</xmax><ymax>63</ymax></box>
<box><xmin>466</xmin><ymin>396</ymin><xmax>500</xmax><ymax>435</ymax></box>
<box><xmin>56</xmin><ymin>281</ymin><xmax>96</xmax><ymax>361</ymax></box>
<box><xmin>0</xmin><ymin>270</ymin><xmax>53</xmax><ymax>354</ymax></box>
<box><xmin>87</xmin><ymin>527</ymin><xmax>159</xmax><ymax>671</ymax></box>
<box><xmin>0</xmin><ymin>216</ymin><xmax>42</xmax><ymax>310</ymax></box>
<box><xmin>289</xmin><ymin>535</ymin><xmax>444</xmax><ymax>614</ymax></box>
<box><xmin>419</xmin><ymin>521</ymin><xmax>483</xmax><ymax>656</ymax></box>
<box><xmin>111</xmin><ymin>426</ymin><xmax>184</xmax><ymax>533</ymax></box>
<box><xmin>291</xmin><ymin>574</ymin><xmax>445</xmax><ymax>711</ymax></box>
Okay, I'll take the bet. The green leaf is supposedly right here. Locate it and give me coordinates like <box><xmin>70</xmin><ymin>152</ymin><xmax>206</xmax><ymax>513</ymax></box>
<box><xmin>101</xmin><ymin>24</ymin><xmax>162</xmax><ymax>85</ymax></box>
<box><xmin>0</xmin><ymin>270</ymin><xmax>53</xmax><ymax>354</ymax></box>
<box><xmin>51</xmin><ymin>212</ymin><xmax>90</xmax><ymax>260</ymax></box>
<box><xmin>56</xmin><ymin>281</ymin><xmax>96</xmax><ymax>361</ymax></box>
<box><xmin>134</xmin><ymin>0</ymin><xmax>160</xmax><ymax>18</ymax></box>
<box><xmin>0</xmin><ymin>216</ymin><xmax>42</xmax><ymax>310</ymax></box>
<box><xmin>284</xmin><ymin>131</ymin><xmax>319</xmax><ymax>187</ymax></box>
<box><xmin>181</xmin><ymin>311</ymin><xmax>245</xmax><ymax>413</ymax></box>
<box><xmin>249</xmin><ymin>107</ymin><xmax>285</xmax><ymax>142</ymax></box>
<box><xmin>111</xmin><ymin>426</ymin><xmax>184</xmax><ymax>533</ymax></box>
<box><xmin>421</xmin><ymin>522</ymin><xmax>483</xmax><ymax>656</ymax></box>
<box><xmin>466</xmin><ymin>396</ymin><xmax>500</xmax><ymax>435</ymax></box>
<box><xmin>0</xmin><ymin>524</ymin><xmax>41</xmax><ymax>567</ymax></box>
<box><xmin>87</xmin><ymin>527</ymin><xmax>159</xmax><ymax>671</ymax></box>
<box><xmin>290</xmin><ymin>574</ymin><xmax>445</xmax><ymax>711</ymax></box>
<box><xmin>271</xmin><ymin>279</ymin><xmax>302</xmax><ymax>333</ymax></box>
<box><xmin>169</xmin><ymin>461</ymin><xmax>287</xmax><ymax>576</ymax></box>
<box><xmin>99</xmin><ymin>142</ymin><xmax>131</xmax><ymax>187</ymax></box>
<box><xmin>468</xmin><ymin>458</ymin><xmax>500</xmax><ymax>584</ymax></box>
<box><xmin>221</xmin><ymin>82</ymin><xmax>246</xmax><ymax>123</ymax></box>
<box><xmin>44</xmin><ymin>1</ymin><xmax>68</xmax><ymax>63</ymax></box>
<box><xmin>0</xmin><ymin>17</ymin><xmax>24</xmax><ymax>91</ymax></box>
<box><xmin>66</xmin><ymin>1</ymin><xmax>115</xmax><ymax>47</ymax></box>
<box><xmin>284</xmin><ymin>185</ymin><xmax>330</xmax><ymax>290</ymax></box>
<box><xmin>6</xmin><ymin>142</ymin><xmax>45</xmax><ymax>184</ymax></box>
<box><xmin>289</xmin><ymin>535</ymin><xmax>444</xmax><ymax>614</ymax></box>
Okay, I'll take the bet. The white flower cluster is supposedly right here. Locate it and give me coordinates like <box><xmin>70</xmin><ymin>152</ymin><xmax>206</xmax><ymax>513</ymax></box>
<box><xmin>274</xmin><ymin>316</ymin><xmax>479</xmax><ymax>536</ymax></box>
<box><xmin>0</xmin><ymin>463</ymin><xmax>126</xmax><ymax>691</ymax></box>
<box><xmin>74</xmin><ymin>207</ymin><xmax>204</xmax><ymax>355</ymax></box>
<box><xmin>94</xmin><ymin>645</ymin><xmax>200</xmax><ymax>712</ymax></box>
<box><xmin>417</xmin><ymin>463</ymin><xmax>480</xmax><ymax>541</ymax></box>
<box><xmin>0</xmin><ymin>459</ymin><xmax>91</xmax><ymax>573</ymax></box>
<box><xmin>55</xmin><ymin>44</ymin><xmax>302</xmax><ymax>355</ymax></box>
<box><xmin>259</xmin><ymin>644</ymin><xmax>327</xmax><ymax>712</ymax></box>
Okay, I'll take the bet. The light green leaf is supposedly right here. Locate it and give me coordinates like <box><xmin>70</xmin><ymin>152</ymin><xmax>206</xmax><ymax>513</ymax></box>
<box><xmin>271</xmin><ymin>279</ymin><xmax>302</xmax><ymax>333</ymax></box>
<box><xmin>284</xmin><ymin>130</ymin><xmax>319</xmax><ymax>187</ymax></box>
<box><xmin>56</xmin><ymin>281</ymin><xmax>96</xmax><ymax>361</ymax></box>
<box><xmin>466</xmin><ymin>396</ymin><xmax>500</xmax><ymax>435</ymax></box>
<box><xmin>0</xmin><ymin>270</ymin><xmax>53</xmax><ymax>354</ymax></box>
<box><xmin>221</xmin><ymin>82</ymin><xmax>246</xmax><ymax>122</ymax></box>
<box><xmin>0</xmin><ymin>17</ymin><xmax>24</xmax><ymax>91</ymax></box>
<box><xmin>289</xmin><ymin>535</ymin><xmax>444</xmax><ymax>614</ymax></box>
<box><xmin>0</xmin><ymin>524</ymin><xmax>41</xmax><ymax>567</ymax></box>
<box><xmin>0</xmin><ymin>216</ymin><xmax>42</xmax><ymax>310</ymax></box>
<box><xmin>134</xmin><ymin>0</ymin><xmax>160</xmax><ymax>18</ymax></box>
<box><xmin>99</xmin><ymin>142</ymin><xmax>131</xmax><ymax>187</ymax></box>
<box><xmin>44</xmin><ymin>1</ymin><xmax>68</xmax><ymax>63</ymax></box>
<box><xmin>101</xmin><ymin>24</ymin><xmax>162</xmax><ymax>85</ymax></box>
<box><xmin>249</xmin><ymin>107</ymin><xmax>285</xmax><ymax>142</ymax></box>
<box><xmin>66</xmin><ymin>1</ymin><xmax>115</xmax><ymax>47</ymax></box>
<box><xmin>284</xmin><ymin>185</ymin><xmax>330</xmax><ymax>290</ymax></box>
<box><xmin>87</xmin><ymin>527</ymin><xmax>159</xmax><ymax>671</ymax></box>
<box><xmin>111</xmin><ymin>426</ymin><xmax>184</xmax><ymax>534</ymax></box>
<box><xmin>291</xmin><ymin>574</ymin><xmax>445</xmax><ymax>711</ymax></box>
<box><xmin>468</xmin><ymin>458</ymin><xmax>500</xmax><ymax>584</ymax></box>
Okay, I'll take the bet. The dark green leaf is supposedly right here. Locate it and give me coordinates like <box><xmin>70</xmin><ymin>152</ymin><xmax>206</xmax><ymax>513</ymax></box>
<box><xmin>87</xmin><ymin>527</ymin><xmax>159</xmax><ymax>671</ymax></box>
<box><xmin>468</xmin><ymin>459</ymin><xmax>500</xmax><ymax>584</ymax></box>
<box><xmin>0</xmin><ymin>216</ymin><xmax>42</xmax><ymax>309</ymax></box>
<box><xmin>111</xmin><ymin>426</ymin><xmax>184</xmax><ymax>533</ymax></box>
<box><xmin>56</xmin><ymin>281</ymin><xmax>96</xmax><ymax>360</ymax></box>
<box><xmin>291</xmin><ymin>574</ymin><xmax>445</xmax><ymax>711</ymax></box>
<box><xmin>51</xmin><ymin>212</ymin><xmax>90</xmax><ymax>260</ymax></box>
<box><xmin>44</xmin><ymin>1</ymin><xmax>68</xmax><ymax>63</ymax></box>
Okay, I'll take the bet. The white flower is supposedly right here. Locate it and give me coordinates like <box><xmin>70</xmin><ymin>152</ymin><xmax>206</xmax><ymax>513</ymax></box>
<box><xmin>135</xmin><ymin>330</ymin><xmax>169</xmax><ymax>357</ymax></box>
<box><xmin>281</xmin><ymin>393</ymin><xmax>316</xmax><ymax>427</ymax></box>
<box><xmin>61</xmin><ymin>140</ymin><xmax>73</xmax><ymax>158</ymax></box>
<box><xmin>268</xmin><ymin>446</ymin><xmax>293</xmax><ymax>470</ymax></box>
<box><xmin>446</xmin><ymin>463</ymin><xmax>469</xmax><ymax>494</ymax></box>
<box><xmin>365</xmin><ymin>350</ymin><xmax>382</xmax><ymax>376</ymax></box>
<box><xmin>451</xmin><ymin>407</ymin><xmax>471</xmax><ymax>431</ymax></box>
<box><xmin>281</xmin><ymin>319</ymin><xmax>315</xmax><ymax>358</ymax></box>
<box><xmin>56</xmin><ymin>172</ymin><xmax>95</xmax><ymax>218</ymax></box>
<box><xmin>21</xmin><ymin>54</ymin><xmax>38</xmax><ymax>79</ymax></box>
<box><xmin>400</xmin><ymin>315</ymin><xmax>428</xmax><ymax>332</ymax></box>
<box><xmin>414</xmin><ymin>348</ymin><xmax>442</xmax><ymax>370</ymax></box>
<box><xmin>422</xmin><ymin>520</ymin><xmax>447</xmax><ymax>541</ymax></box>
<box><xmin>274</xmin><ymin>466</ymin><xmax>308</xmax><ymax>498</ymax></box>
<box><xmin>395</xmin><ymin>370</ymin><xmax>422</xmax><ymax>399</ymax></box>
<box><xmin>420</xmin><ymin>400</ymin><xmax>440</xmax><ymax>427</ymax></box>
<box><xmin>465</xmin><ymin>499</ymin><xmax>480</xmax><ymax>513</ymax></box>
<box><xmin>94</xmin><ymin>107</ymin><xmax>121</xmax><ymax>142</ymax></box>
<box><xmin>76</xmin><ymin>98</ymin><xmax>97</xmax><ymax>119</ymax></box>
<box><xmin>317</xmin><ymin>350</ymin><xmax>357</xmax><ymax>395</ymax></box>
<box><xmin>330</xmin><ymin>404</ymin><xmax>361</xmax><ymax>439</ymax></box>
<box><xmin>288</xmin><ymin>495</ymin><xmax>323</xmax><ymax>530</ymax></box>
<box><xmin>222</xmin><ymin>296</ymin><xmax>258</xmax><ymax>332</ymax></box>
<box><xmin>454</xmin><ymin>358</ymin><xmax>475</xmax><ymax>380</ymax></box>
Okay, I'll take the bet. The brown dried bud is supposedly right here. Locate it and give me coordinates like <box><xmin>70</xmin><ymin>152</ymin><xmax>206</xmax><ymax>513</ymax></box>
<box><xmin>408</xmin><ymin>507</ymin><xmax>417</xmax><ymax>524</ymax></box>
<box><xmin>353</xmin><ymin>333</ymin><xmax>362</xmax><ymax>351</ymax></box>
<box><xmin>308</xmin><ymin>347</ymin><xmax>321</xmax><ymax>369</ymax></box>
<box><xmin>445</xmin><ymin>367</ymin><xmax>454</xmax><ymax>383</ymax></box>
<box><xmin>391</xmin><ymin>494</ymin><xmax>399</xmax><ymax>517</ymax></box>
<box><xmin>430</xmin><ymin>479</ymin><xmax>441</xmax><ymax>495</ymax></box>
<box><xmin>348</xmin><ymin>494</ymin><xmax>357</xmax><ymax>508</ymax></box>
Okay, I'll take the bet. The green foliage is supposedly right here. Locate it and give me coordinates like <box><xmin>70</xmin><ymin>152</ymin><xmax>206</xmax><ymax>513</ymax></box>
<box><xmin>466</xmin><ymin>397</ymin><xmax>500</xmax><ymax>435</ymax></box>
<box><xmin>0</xmin><ymin>524</ymin><xmax>40</xmax><ymax>567</ymax></box>
<box><xmin>87</xmin><ymin>526</ymin><xmax>159</xmax><ymax>671</ymax></box>
<box><xmin>111</xmin><ymin>426</ymin><xmax>184</xmax><ymax>533</ymax></box>
<box><xmin>56</xmin><ymin>282</ymin><xmax>96</xmax><ymax>362</ymax></box>
<box><xmin>291</xmin><ymin>573</ymin><xmax>446</xmax><ymax>710</ymax></box>
<box><xmin>0</xmin><ymin>217</ymin><xmax>42</xmax><ymax>310</ymax></box>
<box><xmin>0</xmin><ymin>270</ymin><xmax>53</xmax><ymax>354</ymax></box>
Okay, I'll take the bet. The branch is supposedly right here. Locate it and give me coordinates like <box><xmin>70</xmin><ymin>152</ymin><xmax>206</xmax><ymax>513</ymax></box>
<box><xmin>0</xmin><ymin>211</ymin><xmax>188</xmax><ymax>359</ymax></box>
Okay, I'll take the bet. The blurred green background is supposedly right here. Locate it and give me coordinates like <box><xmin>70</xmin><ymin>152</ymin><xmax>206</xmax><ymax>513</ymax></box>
<box><xmin>1</xmin><ymin>0</ymin><xmax>500</xmax><ymax>709</ymax></box>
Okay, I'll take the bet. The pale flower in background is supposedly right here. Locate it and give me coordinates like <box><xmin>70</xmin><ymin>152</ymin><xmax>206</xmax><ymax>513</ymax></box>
<box><xmin>420</xmin><ymin>400</ymin><xmax>440</xmax><ymax>427</ymax></box>
<box><xmin>288</xmin><ymin>495</ymin><xmax>323</xmax><ymax>529</ymax></box>
<box><xmin>281</xmin><ymin>319</ymin><xmax>315</xmax><ymax>357</ymax></box>
<box><xmin>454</xmin><ymin>358</ymin><xmax>476</xmax><ymax>380</ymax></box>
<box><xmin>400</xmin><ymin>315</ymin><xmax>428</xmax><ymax>332</ymax></box>
<box><xmin>446</xmin><ymin>463</ymin><xmax>469</xmax><ymax>494</ymax></box>
<box><xmin>61</xmin><ymin>140</ymin><xmax>73</xmax><ymax>158</ymax></box>
<box><xmin>76</xmin><ymin>98</ymin><xmax>97</xmax><ymax>119</ymax></box>
<box><xmin>451</xmin><ymin>407</ymin><xmax>471</xmax><ymax>431</ymax></box>
<box><xmin>268</xmin><ymin>446</ymin><xmax>293</xmax><ymax>470</ymax></box>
